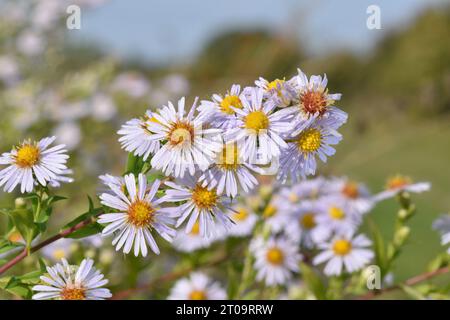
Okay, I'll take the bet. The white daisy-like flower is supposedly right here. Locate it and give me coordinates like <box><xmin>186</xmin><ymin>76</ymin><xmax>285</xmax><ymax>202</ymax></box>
<box><xmin>172</xmin><ymin>221</ymin><xmax>215</xmax><ymax>252</ymax></box>
<box><xmin>167</xmin><ymin>272</ymin><xmax>227</xmax><ymax>300</ymax></box>
<box><xmin>225</xmin><ymin>87</ymin><xmax>295</xmax><ymax>164</ymax></box>
<box><xmin>314</xmin><ymin>196</ymin><xmax>362</xmax><ymax>240</ymax></box>
<box><xmin>324</xmin><ymin>177</ymin><xmax>374</xmax><ymax>215</ymax></box>
<box><xmin>255</xmin><ymin>77</ymin><xmax>296</xmax><ymax>108</ymax></box>
<box><xmin>278</xmin><ymin>176</ymin><xmax>327</xmax><ymax>203</ymax></box>
<box><xmin>0</xmin><ymin>136</ymin><xmax>69</xmax><ymax>193</ymax></box>
<box><xmin>253</xmin><ymin>237</ymin><xmax>301</xmax><ymax>286</ymax></box>
<box><xmin>197</xmin><ymin>84</ymin><xmax>244</xmax><ymax>129</ymax></box>
<box><xmin>432</xmin><ymin>214</ymin><xmax>450</xmax><ymax>254</ymax></box>
<box><xmin>98</xmin><ymin>173</ymin><xmax>125</xmax><ymax>193</ymax></box>
<box><xmin>32</xmin><ymin>258</ymin><xmax>112</xmax><ymax>300</ymax></box>
<box><xmin>226</xmin><ymin>205</ymin><xmax>258</xmax><ymax>237</ymax></box>
<box><xmin>198</xmin><ymin>143</ymin><xmax>260</xmax><ymax>198</ymax></box>
<box><xmin>162</xmin><ymin>176</ymin><xmax>233</xmax><ymax>238</ymax></box>
<box><xmin>148</xmin><ymin>97</ymin><xmax>222</xmax><ymax>178</ymax></box>
<box><xmin>373</xmin><ymin>175</ymin><xmax>431</xmax><ymax>202</ymax></box>
<box><xmin>262</xmin><ymin>196</ymin><xmax>292</xmax><ymax>234</ymax></box>
<box><xmin>313</xmin><ymin>233</ymin><xmax>374</xmax><ymax>276</ymax></box>
<box><xmin>277</xmin><ymin>117</ymin><xmax>342</xmax><ymax>182</ymax></box>
<box><xmin>42</xmin><ymin>238</ymin><xmax>75</xmax><ymax>262</ymax></box>
<box><xmin>117</xmin><ymin>110</ymin><xmax>160</xmax><ymax>161</ymax></box>
<box><xmin>284</xmin><ymin>201</ymin><xmax>324</xmax><ymax>248</ymax></box>
<box><xmin>98</xmin><ymin>173</ymin><xmax>178</xmax><ymax>257</ymax></box>
<box><xmin>292</xmin><ymin>69</ymin><xmax>347</xmax><ymax>126</ymax></box>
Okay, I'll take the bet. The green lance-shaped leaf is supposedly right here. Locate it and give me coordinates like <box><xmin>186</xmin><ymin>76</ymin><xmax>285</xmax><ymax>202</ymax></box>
<box><xmin>299</xmin><ymin>262</ymin><xmax>327</xmax><ymax>300</ymax></box>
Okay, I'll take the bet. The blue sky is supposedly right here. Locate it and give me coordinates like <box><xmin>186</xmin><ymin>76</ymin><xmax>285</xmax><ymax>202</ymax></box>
<box><xmin>73</xmin><ymin>0</ymin><xmax>445</xmax><ymax>65</ymax></box>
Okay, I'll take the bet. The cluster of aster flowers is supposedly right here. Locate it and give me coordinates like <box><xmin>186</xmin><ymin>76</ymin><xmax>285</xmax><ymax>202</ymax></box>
<box><xmin>109</xmin><ymin>69</ymin><xmax>347</xmax><ymax>252</ymax></box>
<box><xmin>1</xmin><ymin>66</ymin><xmax>444</xmax><ymax>301</ymax></box>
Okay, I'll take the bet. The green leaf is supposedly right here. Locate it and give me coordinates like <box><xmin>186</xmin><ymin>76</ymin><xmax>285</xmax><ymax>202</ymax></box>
<box><xmin>65</xmin><ymin>223</ymin><xmax>103</xmax><ymax>239</ymax></box>
<box><xmin>400</xmin><ymin>284</ymin><xmax>426</xmax><ymax>300</ymax></box>
<box><xmin>300</xmin><ymin>262</ymin><xmax>327</xmax><ymax>300</ymax></box>
<box><xmin>368</xmin><ymin>218</ymin><xmax>387</xmax><ymax>274</ymax></box>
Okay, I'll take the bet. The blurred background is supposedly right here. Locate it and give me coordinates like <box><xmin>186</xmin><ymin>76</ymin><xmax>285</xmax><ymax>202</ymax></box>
<box><xmin>0</xmin><ymin>0</ymin><xmax>449</xmax><ymax>295</ymax></box>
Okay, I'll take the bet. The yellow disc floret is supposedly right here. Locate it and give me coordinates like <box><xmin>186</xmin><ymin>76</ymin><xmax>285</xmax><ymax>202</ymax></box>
<box><xmin>190</xmin><ymin>221</ymin><xmax>200</xmax><ymax>235</ymax></box>
<box><xmin>332</xmin><ymin>239</ymin><xmax>352</xmax><ymax>256</ymax></box>
<box><xmin>300</xmin><ymin>213</ymin><xmax>316</xmax><ymax>229</ymax></box>
<box><xmin>386</xmin><ymin>175</ymin><xmax>412</xmax><ymax>190</ymax></box>
<box><xmin>61</xmin><ymin>287</ymin><xmax>86</xmax><ymax>300</ymax></box>
<box><xmin>329</xmin><ymin>206</ymin><xmax>345</xmax><ymax>220</ymax></box>
<box><xmin>342</xmin><ymin>182</ymin><xmax>359</xmax><ymax>199</ymax></box>
<box><xmin>192</xmin><ymin>185</ymin><xmax>218</xmax><ymax>210</ymax></box>
<box><xmin>263</xmin><ymin>204</ymin><xmax>277</xmax><ymax>218</ymax></box>
<box><xmin>127</xmin><ymin>200</ymin><xmax>155</xmax><ymax>227</ymax></box>
<box><xmin>297</xmin><ymin>128</ymin><xmax>322</xmax><ymax>153</ymax></box>
<box><xmin>189</xmin><ymin>290</ymin><xmax>207</xmax><ymax>300</ymax></box>
<box><xmin>233</xmin><ymin>208</ymin><xmax>249</xmax><ymax>221</ymax></box>
<box><xmin>266</xmin><ymin>247</ymin><xmax>284</xmax><ymax>265</ymax></box>
<box><xmin>244</xmin><ymin>111</ymin><xmax>269</xmax><ymax>132</ymax></box>
<box><xmin>267</xmin><ymin>79</ymin><xmax>285</xmax><ymax>91</ymax></box>
<box><xmin>15</xmin><ymin>144</ymin><xmax>40</xmax><ymax>168</ymax></box>
<box><xmin>299</xmin><ymin>89</ymin><xmax>330</xmax><ymax>116</ymax></box>
<box><xmin>220</xmin><ymin>95</ymin><xmax>243</xmax><ymax>115</ymax></box>
<box><xmin>168</xmin><ymin>122</ymin><xmax>194</xmax><ymax>146</ymax></box>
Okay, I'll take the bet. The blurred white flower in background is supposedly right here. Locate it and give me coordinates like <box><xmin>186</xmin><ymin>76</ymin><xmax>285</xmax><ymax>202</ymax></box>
<box><xmin>0</xmin><ymin>55</ymin><xmax>20</xmax><ymax>86</ymax></box>
<box><xmin>53</xmin><ymin>122</ymin><xmax>82</xmax><ymax>150</ymax></box>
<box><xmin>16</xmin><ymin>30</ymin><xmax>46</xmax><ymax>57</ymax></box>
<box><xmin>112</xmin><ymin>72</ymin><xmax>151</xmax><ymax>99</ymax></box>
<box><xmin>90</xmin><ymin>93</ymin><xmax>117</xmax><ymax>121</ymax></box>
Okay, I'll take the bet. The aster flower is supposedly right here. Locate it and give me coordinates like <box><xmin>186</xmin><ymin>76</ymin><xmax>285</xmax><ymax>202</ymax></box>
<box><xmin>284</xmin><ymin>201</ymin><xmax>324</xmax><ymax>248</ymax></box>
<box><xmin>172</xmin><ymin>221</ymin><xmax>215</xmax><ymax>252</ymax></box>
<box><xmin>117</xmin><ymin>110</ymin><xmax>160</xmax><ymax>161</ymax></box>
<box><xmin>225</xmin><ymin>87</ymin><xmax>295</xmax><ymax>164</ymax></box>
<box><xmin>0</xmin><ymin>136</ymin><xmax>69</xmax><ymax>193</ymax></box>
<box><xmin>313</xmin><ymin>233</ymin><xmax>374</xmax><ymax>276</ymax></box>
<box><xmin>373</xmin><ymin>175</ymin><xmax>431</xmax><ymax>202</ymax></box>
<box><xmin>197</xmin><ymin>84</ymin><xmax>244</xmax><ymax>129</ymax></box>
<box><xmin>253</xmin><ymin>237</ymin><xmax>301</xmax><ymax>286</ymax></box>
<box><xmin>168</xmin><ymin>272</ymin><xmax>227</xmax><ymax>300</ymax></box>
<box><xmin>433</xmin><ymin>214</ymin><xmax>450</xmax><ymax>253</ymax></box>
<box><xmin>198</xmin><ymin>142</ymin><xmax>260</xmax><ymax>198</ymax></box>
<box><xmin>255</xmin><ymin>77</ymin><xmax>296</xmax><ymax>108</ymax></box>
<box><xmin>32</xmin><ymin>258</ymin><xmax>111</xmax><ymax>300</ymax></box>
<box><xmin>261</xmin><ymin>196</ymin><xmax>292</xmax><ymax>234</ymax></box>
<box><xmin>277</xmin><ymin>117</ymin><xmax>342</xmax><ymax>182</ymax></box>
<box><xmin>98</xmin><ymin>173</ymin><xmax>178</xmax><ymax>257</ymax></box>
<box><xmin>279</xmin><ymin>176</ymin><xmax>327</xmax><ymax>202</ymax></box>
<box><xmin>292</xmin><ymin>69</ymin><xmax>347</xmax><ymax>126</ymax></box>
<box><xmin>226</xmin><ymin>205</ymin><xmax>258</xmax><ymax>237</ymax></box>
<box><xmin>314</xmin><ymin>196</ymin><xmax>362</xmax><ymax>239</ymax></box>
<box><xmin>324</xmin><ymin>177</ymin><xmax>374</xmax><ymax>215</ymax></box>
<box><xmin>42</xmin><ymin>238</ymin><xmax>75</xmax><ymax>262</ymax></box>
<box><xmin>163</xmin><ymin>175</ymin><xmax>233</xmax><ymax>238</ymax></box>
<box><xmin>148</xmin><ymin>97</ymin><xmax>222</xmax><ymax>178</ymax></box>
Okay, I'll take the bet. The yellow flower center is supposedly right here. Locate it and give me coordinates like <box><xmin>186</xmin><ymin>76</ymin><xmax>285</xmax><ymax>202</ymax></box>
<box><xmin>192</xmin><ymin>185</ymin><xmax>218</xmax><ymax>210</ymax></box>
<box><xmin>288</xmin><ymin>193</ymin><xmax>299</xmax><ymax>203</ymax></box>
<box><xmin>244</xmin><ymin>111</ymin><xmax>269</xmax><ymax>132</ymax></box>
<box><xmin>217</xmin><ymin>143</ymin><xmax>239</xmax><ymax>171</ymax></box>
<box><xmin>266</xmin><ymin>247</ymin><xmax>284</xmax><ymax>265</ymax></box>
<box><xmin>220</xmin><ymin>95</ymin><xmax>243</xmax><ymax>115</ymax></box>
<box><xmin>386</xmin><ymin>175</ymin><xmax>412</xmax><ymax>190</ymax></box>
<box><xmin>189</xmin><ymin>290</ymin><xmax>207</xmax><ymax>300</ymax></box>
<box><xmin>267</xmin><ymin>79</ymin><xmax>285</xmax><ymax>91</ymax></box>
<box><xmin>300</xmin><ymin>213</ymin><xmax>316</xmax><ymax>229</ymax></box>
<box><xmin>263</xmin><ymin>205</ymin><xmax>277</xmax><ymax>218</ymax></box>
<box><xmin>190</xmin><ymin>221</ymin><xmax>200</xmax><ymax>235</ymax></box>
<box><xmin>300</xmin><ymin>89</ymin><xmax>329</xmax><ymax>116</ymax></box>
<box><xmin>15</xmin><ymin>144</ymin><xmax>40</xmax><ymax>168</ymax></box>
<box><xmin>52</xmin><ymin>249</ymin><xmax>67</xmax><ymax>260</ymax></box>
<box><xmin>168</xmin><ymin>122</ymin><xmax>194</xmax><ymax>146</ymax></box>
<box><xmin>127</xmin><ymin>200</ymin><xmax>154</xmax><ymax>227</ymax></box>
<box><xmin>61</xmin><ymin>287</ymin><xmax>86</xmax><ymax>300</ymax></box>
<box><xmin>297</xmin><ymin>128</ymin><xmax>322</xmax><ymax>153</ymax></box>
<box><xmin>233</xmin><ymin>208</ymin><xmax>249</xmax><ymax>221</ymax></box>
<box><xmin>342</xmin><ymin>182</ymin><xmax>359</xmax><ymax>199</ymax></box>
<box><xmin>332</xmin><ymin>239</ymin><xmax>352</xmax><ymax>256</ymax></box>
<box><xmin>329</xmin><ymin>206</ymin><xmax>345</xmax><ymax>220</ymax></box>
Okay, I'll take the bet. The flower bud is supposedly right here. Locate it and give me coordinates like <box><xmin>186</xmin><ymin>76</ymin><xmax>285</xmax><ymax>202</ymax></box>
<box><xmin>14</xmin><ymin>197</ymin><xmax>27</xmax><ymax>209</ymax></box>
<box><xmin>394</xmin><ymin>226</ymin><xmax>410</xmax><ymax>247</ymax></box>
